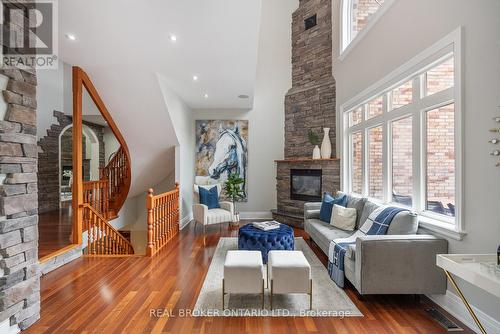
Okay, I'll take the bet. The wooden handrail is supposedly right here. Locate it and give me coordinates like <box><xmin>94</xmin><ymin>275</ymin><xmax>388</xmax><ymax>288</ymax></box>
<box><xmin>81</xmin><ymin>203</ymin><xmax>134</xmax><ymax>255</ymax></box>
<box><xmin>83</xmin><ymin>180</ymin><xmax>109</xmax><ymax>219</ymax></box>
<box><xmin>100</xmin><ymin>147</ymin><xmax>130</xmax><ymax>213</ymax></box>
<box><xmin>146</xmin><ymin>183</ymin><xmax>180</xmax><ymax>257</ymax></box>
<box><xmin>73</xmin><ymin>67</ymin><xmax>132</xmax><ymax>246</ymax></box>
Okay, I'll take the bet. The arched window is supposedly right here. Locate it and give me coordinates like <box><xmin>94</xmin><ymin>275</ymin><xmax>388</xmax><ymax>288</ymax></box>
<box><xmin>342</xmin><ymin>0</ymin><xmax>386</xmax><ymax>52</ymax></box>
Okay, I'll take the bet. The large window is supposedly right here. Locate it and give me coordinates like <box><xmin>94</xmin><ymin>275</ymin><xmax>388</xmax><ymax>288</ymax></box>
<box><xmin>425</xmin><ymin>104</ymin><xmax>455</xmax><ymax>216</ymax></box>
<box><xmin>342</xmin><ymin>0</ymin><xmax>389</xmax><ymax>53</ymax></box>
<box><xmin>391</xmin><ymin>116</ymin><xmax>413</xmax><ymax>206</ymax></box>
<box><xmin>343</xmin><ymin>33</ymin><xmax>462</xmax><ymax>234</ymax></box>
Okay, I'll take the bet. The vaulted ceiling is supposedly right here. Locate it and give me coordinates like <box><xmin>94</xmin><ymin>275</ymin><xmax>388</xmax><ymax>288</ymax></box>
<box><xmin>58</xmin><ymin>0</ymin><xmax>263</xmax><ymax>196</ymax></box>
<box><xmin>59</xmin><ymin>0</ymin><xmax>262</xmax><ymax>109</ymax></box>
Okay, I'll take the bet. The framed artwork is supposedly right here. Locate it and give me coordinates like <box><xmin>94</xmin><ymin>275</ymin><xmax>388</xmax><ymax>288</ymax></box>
<box><xmin>195</xmin><ymin>120</ymin><xmax>248</xmax><ymax>201</ymax></box>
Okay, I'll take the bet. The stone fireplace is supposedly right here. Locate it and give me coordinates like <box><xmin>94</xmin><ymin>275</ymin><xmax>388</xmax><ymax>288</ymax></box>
<box><xmin>290</xmin><ymin>169</ymin><xmax>322</xmax><ymax>202</ymax></box>
<box><xmin>272</xmin><ymin>0</ymin><xmax>340</xmax><ymax>228</ymax></box>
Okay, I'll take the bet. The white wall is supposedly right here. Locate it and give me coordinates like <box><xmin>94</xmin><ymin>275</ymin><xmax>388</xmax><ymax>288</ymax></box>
<box><xmin>82</xmin><ymin>125</ymin><xmax>100</xmax><ymax>181</ymax></box>
<box><xmin>110</xmin><ymin>197</ymin><xmax>138</xmax><ymax>231</ymax></box>
<box><xmin>157</xmin><ymin>74</ymin><xmax>195</xmax><ymax>222</ymax></box>
<box><xmin>332</xmin><ymin>0</ymin><xmax>500</xmax><ymax>330</ymax></box>
<box><xmin>111</xmin><ymin>168</ymin><xmax>175</xmax><ymax>233</ymax></box>
<box><xmin>192</xmin><ymin>0</ymin><xmax>298</xmax><ymax>218</ymax></box>
<box><xmin>103</xmin><ymin>127</ymin><xmax>120</xmax><ymax>163</ymax></box>
<box><xmin>36</xmin><ymin>60</ymin><xmax>72</xmax><ymax>139</ymax></box>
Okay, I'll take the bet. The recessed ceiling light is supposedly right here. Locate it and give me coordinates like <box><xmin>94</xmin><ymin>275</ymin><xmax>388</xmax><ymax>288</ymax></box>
<box><xmin>204</xmin><ymin>93</ymin><xmax>209</xmax><ymax>99</ymax></box>
<box><xmin>193</xmin><ymin>75</ymin><xmax>198</xmax><ymax>81</ymax></box>
<box><xmin>65</xmin><ymin>33</ymin><xmax>76</xmax><ymax>41</ymax></box>
<box><xmin>169</xmin><ymin>34</ymin><xmax>177</xmax><ymax>42</ymax></box>
<box><xmin>238</xmin><ymin>94</ymin><xmax>250</xmax><ymax>99</ymax></box>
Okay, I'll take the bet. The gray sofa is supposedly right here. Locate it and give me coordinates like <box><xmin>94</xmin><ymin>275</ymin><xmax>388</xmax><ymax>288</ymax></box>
<box><xmin>304</xmin><ymin>192</ymin><xmax>448</xmax><ymax>295</ymax></box>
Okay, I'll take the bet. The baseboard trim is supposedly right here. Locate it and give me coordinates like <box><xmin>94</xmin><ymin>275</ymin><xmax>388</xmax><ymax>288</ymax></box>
<box><xmin>427</xmin><ymin>290</ymin><xmax>500</xmax><ymax>334</ymax></box>
<box><xmin>238</xmin><ymin>211</ymin><xmax>273</xmax><ymax>220</ymax></box>
<box><xmin>180</xmin><ymin>213</ymin><xmax>193</xmax><ymax>230</ymax></box>
<box><xmin>0</xmin><ymin>319</ymin><xmax>19</xmax><ymax>334</ymax></box>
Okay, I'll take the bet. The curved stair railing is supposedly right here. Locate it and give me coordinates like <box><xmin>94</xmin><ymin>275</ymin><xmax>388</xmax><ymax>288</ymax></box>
<box><xmin>82</xmin><ymin>204</ymin><xmax>134</xmax><ymax>255</ymax></box>
<box><xmin>74</xmin><ymin>67</ymin><xmax>132</xmax><ymax>255</ymax></box>
<box><xmin>100</xmin><ymin>147</ymin><xmax>130</xmax><ymax>218</ymax></box>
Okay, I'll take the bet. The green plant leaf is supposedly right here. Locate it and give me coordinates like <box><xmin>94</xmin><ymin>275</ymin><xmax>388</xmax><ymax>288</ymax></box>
<box><xmin>308</xmin><ymin>129</ymin><xmax>321</xmax><ymax>146</ymax></box>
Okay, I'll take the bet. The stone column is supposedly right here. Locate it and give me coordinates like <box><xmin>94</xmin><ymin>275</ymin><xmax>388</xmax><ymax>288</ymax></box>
<box><xmin>0</xmin><ymin>68</ymin><xmax>40</xmax><ymax>330</ymax></box>
<box><xmin>0</xmin><ymin>2</ymin><xmax>41</xmax><ymax>330</ymax></box>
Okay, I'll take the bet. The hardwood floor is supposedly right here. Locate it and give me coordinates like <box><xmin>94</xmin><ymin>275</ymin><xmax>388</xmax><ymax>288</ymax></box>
<box><xmin>38</xmin><ymin>204</ymin><xmax>73</xmax><ymax>259</ymax></box>
<box><xmin>26</xmin><ymin>221</ymin><xmax>474</xmax><ymax>334</ymax></box>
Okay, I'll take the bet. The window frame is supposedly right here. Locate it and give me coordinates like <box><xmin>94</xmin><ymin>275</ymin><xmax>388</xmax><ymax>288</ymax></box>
<box><xmin>340</xmin><ymin>0</ymin><xmax>396</xmax><ymax>61</ymax></box>
<box><xmin>339</xmin><ymin>28</ymin><xmax>465</xmax><ymax>240</ymax></box>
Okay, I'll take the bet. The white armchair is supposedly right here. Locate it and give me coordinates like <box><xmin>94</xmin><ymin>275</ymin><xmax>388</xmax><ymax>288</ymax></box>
<box><xmin>193</xmin><ymin>184</ymin><xmax>234</xmax><ymax>245</ymax></box>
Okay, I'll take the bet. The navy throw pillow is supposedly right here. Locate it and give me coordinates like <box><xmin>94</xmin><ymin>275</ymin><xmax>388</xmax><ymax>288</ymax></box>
<box><xmin>319</xmin><ymin>192</ymin><xmax>348</xmax><ymax>223</ymax></box>
<box><xmin>199</xmin><ymin>186</ymin><xmax>220</xmax><ymax>210</ymax></box>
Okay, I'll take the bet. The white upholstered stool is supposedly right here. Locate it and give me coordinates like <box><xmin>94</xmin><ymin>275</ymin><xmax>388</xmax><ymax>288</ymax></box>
<box><xmin>268</xmin><ymin>250</ymin><xmax>312</xmax><ymax>310</ymax></box>
<box><xmin>223</xmin><ymin>250</ymin><xmax>265</xmax><ymax>309</ymax></box>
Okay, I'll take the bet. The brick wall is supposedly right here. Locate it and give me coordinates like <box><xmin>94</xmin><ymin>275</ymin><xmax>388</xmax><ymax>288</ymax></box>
<box><xmin>0</xmin><ymin>5</ymin><xmax>41</xmax><ymax>328</ymax></box>
<box><xmin>392</xmin><ymin>117</ymin><xmax>413</xmax><ymax>197</ymax></box>
<box><xmin>368</xmin><ymin>126</ymin><xmax>383</xmax><ymax>198</ymax></box>
<box><xmin>355</xmin><ymin>109</ymin><xmax>454</xmax><ymax>208</ymax></box>
<box><xmin>427</xmin><ymin>104</ymin><xmax>455</xmax><ymax>208</ymax></box>
<box><xmin>350</xmin><ymin>58</ymin><xmax>454</xmax><ymax>211</ymax></box>
<box><xmin>351</xmin><ymin>132</ymin><xmax>362</xmax><ymax>194</ymax></box>
<box><xmin>37</xmin><ymin>111</ymin><xmax>105</xmax><ymax>213</ymax></box>
<box><xmin>352</xmin><ymin>0</ymin><xmax>385</xmax><ymax>35</ymax></box>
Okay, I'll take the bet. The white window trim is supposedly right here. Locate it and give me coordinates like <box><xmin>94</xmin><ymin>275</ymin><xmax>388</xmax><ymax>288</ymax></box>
<box><xmin>339</xmin><ymin>0</ymin><xmax>397</xmax><ymax>61</ymax></box>
<box><xmin>339</xmin><ymin>27</ymin><xmax>465</xmax><ymax>241</ymax></box>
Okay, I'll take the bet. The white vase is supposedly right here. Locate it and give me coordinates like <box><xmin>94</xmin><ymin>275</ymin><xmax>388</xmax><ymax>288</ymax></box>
<box><xmin>321</xmin><ymin>128</ymin><xmax>332</xmax><ymax>159</ymax></box>
<box><xmin>312</xmin><ymin>145</ymin><xmax>321</xmax><ymax>159</ymax></box>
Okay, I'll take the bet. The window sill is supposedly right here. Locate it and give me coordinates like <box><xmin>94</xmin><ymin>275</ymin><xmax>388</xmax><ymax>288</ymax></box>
<box><xmin>339</xmin><ymin>0</ymin><xmax>397</xmax><ymax>62</ymax></box>
<box><xmin>418</xmin><ymin>217</ymin><xmax>466</xmax><ymax>241</ymax></box>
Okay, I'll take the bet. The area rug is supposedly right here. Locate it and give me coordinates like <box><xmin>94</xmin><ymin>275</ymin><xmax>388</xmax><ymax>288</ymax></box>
<box><xmin>193</xmin><ymin>237</ymin><xmax>363</xmax><ymax>317</ymax></box>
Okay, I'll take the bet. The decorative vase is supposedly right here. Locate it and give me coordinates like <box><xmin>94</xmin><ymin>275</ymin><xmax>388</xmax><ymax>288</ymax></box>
<box><xmin>230</xmin><ymin>212</ymin><xmax>240</xmax><ymax>229</ymax></box>
<box><xmin>320</xmin><ymin>128</ymin><xmax>332</xmax><ymax>159</ymax></box>
<box><xmin>312</xmin><ymin>145</ymin><xmax>321</xmax><ymax>159</ymax></box>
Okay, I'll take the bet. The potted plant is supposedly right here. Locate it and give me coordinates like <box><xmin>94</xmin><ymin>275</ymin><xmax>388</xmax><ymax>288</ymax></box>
<box><xmin>308</xmin><ymin>129</ymin><xmax>321</xmax><ymax>159</ymax></box>
<box><xmin>224</xmin><ymin>173</ymin><xmax>245</xmax><ymax>227</ymax></box>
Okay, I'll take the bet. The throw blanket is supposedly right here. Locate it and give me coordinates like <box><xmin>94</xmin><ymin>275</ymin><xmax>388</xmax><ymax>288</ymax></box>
<box><xmin>327</xmin><ymin>206</ymin><xmax>407</xmax><ymax>288</ymax></box>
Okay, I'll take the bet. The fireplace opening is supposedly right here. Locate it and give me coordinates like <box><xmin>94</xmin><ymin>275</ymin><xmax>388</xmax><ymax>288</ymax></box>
<box><xmin>290</xmin><ymin>169</ymin><xmax>322</xmax><ymax>201</ymax></box>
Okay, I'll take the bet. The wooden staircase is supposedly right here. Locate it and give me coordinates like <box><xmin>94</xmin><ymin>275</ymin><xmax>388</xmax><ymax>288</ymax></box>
<box><xmin>75</xmin><ymin>67</ymin><xmax>179</xmax><ymax>257</ymax></box>
<box><xmin>82</xmin><ymin>204</ymin><xmax>134</xmax><ymax>255</ymax></box>
<box><xmin>82</xmin><ymin>147</ymin><xmax>130</xmax><ymax>221</ymax></box>
<box><xmin>74</xmin><ymin>67</ymin><xmax>133</xmax><ymax>256</ymax></box>
<box><xmin>100</xmin><ymin>147</ymin><xmax>130</xmax><ymax>218</ymax></box>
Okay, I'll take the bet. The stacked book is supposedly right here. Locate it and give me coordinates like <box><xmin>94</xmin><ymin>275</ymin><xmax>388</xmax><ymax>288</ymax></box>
<box><xmin>252</xmin><ymin>221</ymin><xmax>281</xmax><ymax>231</ymax></box>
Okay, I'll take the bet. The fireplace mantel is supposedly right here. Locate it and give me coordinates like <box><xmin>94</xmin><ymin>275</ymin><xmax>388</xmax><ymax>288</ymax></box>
<box><xmin>275</xmin><ymin>157</ymin><xmax>339</xmax><ymax>163</ymax></box>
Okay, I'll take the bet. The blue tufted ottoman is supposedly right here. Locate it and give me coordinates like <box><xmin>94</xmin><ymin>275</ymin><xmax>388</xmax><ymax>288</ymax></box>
<box><xmin>238</xmin><ymin>224</ymin><xmax>294</xmax><ymax>263</ymax></box>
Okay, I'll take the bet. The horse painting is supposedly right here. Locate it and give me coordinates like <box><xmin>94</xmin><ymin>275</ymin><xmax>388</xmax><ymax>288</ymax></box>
<box><xmin>195</xmin><ymin>120</ymin><xmax>248</xmax><ymax>201</ymax></box>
